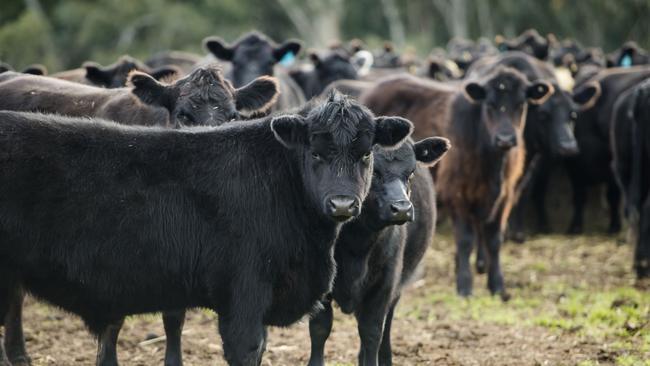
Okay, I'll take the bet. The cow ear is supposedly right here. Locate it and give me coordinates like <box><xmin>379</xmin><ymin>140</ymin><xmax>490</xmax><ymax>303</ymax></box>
<box><xmin>273</xmin><ymin>40</ymin><xmax>302</xmax><ymax>62</ymax></box>
<box><xmin>374</xmin><ymin>116</ymin><xmax>413</xmax><ymax>149</ymax></box>
<box><xmin>427</xmin><ymin>59</ymin><xmax>443</xmax><ymax>79</ymax></box>
<box><xmin>462</xmin><ymin>82</ymin><xmax>486</xmax><ymax>103</ymax></box>
<box><xmin>204</xmin><ymin>37</ymin><xmax>234</xmax><ymax>61</ymax></box>
<box><xmin>22</xmin><ymin>64</ymin><xmax>47</xmax><ymax>75</ymax></box>
<box><xmin>129</xmin><ymin>71</ymin><xmax>174</xmax><ymax>110</ymax></box>
<box><xmin>526</xmin><ymin>80</ymin><xmax>554</xmax><ymax>105</ymax></box>
<box><xmin>270</xmin><ymin>114</ymin><xmax>307</xmax><ymax>149</ymax></box>
<box><xmin>573</xmin><ymin>81</ymin><xmax>601</xmax><ymax>111</ymax></box>
<box><xmin>414</xmin><ymin>137</ymin><xmax>451</xmax><ymax>167</ymax></box>
<box><xmin>309</xmin><ymin>51</ymin><xmax>321</xmax><ymax>67</ymax></box>
<box><xmin>235</xmin><ymin>76</ymin><xmax>279</xmax><ymax>116</ymax></box>
<box><xmin>84</xmin><ymin>62</ymin><xmax>111</xmax><ymax>87</ymax></box>
<box><xmin>149</xmin><ymin>65</ymin><xmax>180</xmax><ymax>81</ymax></box>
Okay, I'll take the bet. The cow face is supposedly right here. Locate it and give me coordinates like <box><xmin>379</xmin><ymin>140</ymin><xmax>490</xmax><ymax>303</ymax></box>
<box><xmin>204</xmin><ymin>32</ymin><xmax>302</xmax><ymax>87</ymax></box>
<box><xmin>271</xmin><ymin>91</ymin><xmax>413</xmax><ymax>222</ymax></box>
<box><xmin>85</xmin><ymin>55</ymin><xmax>179</xmax><ymax>88</ymax></box>
<box><xmin>310</xmin><ymin>51</ymin><xmax>358</xmax><ymax>91</ymax></box>
<box><xmin>130</xmin><ymin>66</ymin><xmax>279</xmax><ymax>127</ymax></box>
<box><xmin>463</xmin><ymin>68</ymin><xmax>553</xmax><ymax>151</ymax></box>
<box><xmin>364</xmin><ymin>137</ymin><xmax>449</xmax><ymax>226</ymax></box>
<box><xmin>527</xmin><ymin>84</ymin><xmax>579</xmax><ymax>156</ymax></box>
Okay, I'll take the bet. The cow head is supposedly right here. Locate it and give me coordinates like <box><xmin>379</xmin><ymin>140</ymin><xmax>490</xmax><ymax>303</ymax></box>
<box><xmin>204</xmin><ymin>31</ymin><xmax>302</xmax><ymax>87</ymax></box>
<box><xmin>309</xmin><ymin>51</ymin><xmax>358</xmax><ymax>90</ymax></box>
<box><xmin>364</xmin><ymin>137</ymin><xmax>449</xmax><ymax>226</ymax></box>
<box><xmin>463</xmin><ymin>67</ymin><xmax>553</xmax><ymax>151</ymax></box>
<box><xmin>130</xmin><ymin>65</ymin><xmax>279</xmax><ymax>127</ymax></box>
<box><xmin>270</xmin><ymin>91</ymin><xmax>413</xmax><ymax>222</ymax></box>
<box><xmin>84</xmin><ymin>55</ymin><xmax>179</xmax><ymax>88</ymax></box>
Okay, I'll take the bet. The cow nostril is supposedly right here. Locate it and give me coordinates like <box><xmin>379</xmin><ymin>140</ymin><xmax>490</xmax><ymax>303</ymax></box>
<box><xmin>327</xmin><ymin>195</ymin><xmax>359</xmax><ymax>220</ymax></box>
<box><xmin>390</xmin><ymin>200</ymin><xmax>412</xmax><ymax>214</ymax></box>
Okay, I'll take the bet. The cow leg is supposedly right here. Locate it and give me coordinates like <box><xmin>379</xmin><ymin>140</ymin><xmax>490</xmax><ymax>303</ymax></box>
<box><xmin>95</xmin><ymin>319</ymin><xmax>124</xmax><ymax>366</ymax></box>
<box><xmin>378</xmin><ymin>298</ymin><xmax>399</xmax><ymax>366</ymax></box>
<box><xmin>485</xmin><ymin>222</ymin><xmax>510</xmax><ymax>301</ymax></box>
<box><xmin>218</xmin><ymin>302</ymin><xmax>266</xmax><ymax>366</ymax></box>
<box><xmin>0</xmin><ymin>273</ymin><xmax>18</xmax><ymax>366</ymax></box>
<box><xmin>356</xmin><ymin>290</ymin><xmax>390</xmax><ymax>366</ymax></box>
<box><xmin>507</xmin><ymin>198</ymin><xmax>527</xmax><ymax>244</ymax></box>
<box><xmin>635</xmin><ymin>195</ymin><xmax>650</xmax><ymax>279</ymax></box>
<box><xmin>4</xmin><ymin>287</ymin><xmax>30</xmax><ymax>366</ymax></box>
<box><xmin>307</xmin><ymin>297</ymin><xmax>333</xmax><ymax>366</ymax></box>
<box><xmin>532</xmin><ymin>160</ymin><xmax>551</xmax><ymax>233</ymax></box>
<box><xmin>567</xmin><ymin>179</ymin><xmax>587</xmax><ymax>234</ymax></box>
<box><xmin>606</xmin><ymin>179</ymin><xmax>622</xmax><ymax>234</ymax></box>
<box><xmin>476</xmin><ymin>233</ymin><xmax>487</xmax><ymax>274</ymax></box>
<box><xmin>455</xmin><ymin>218</ymin><xmax>475</xmax><ymax>297</ymax></box>
<box><xmin>163</xmin><ymin>310</ymin><xmax>186</xmax><ymax>366</ymax></box>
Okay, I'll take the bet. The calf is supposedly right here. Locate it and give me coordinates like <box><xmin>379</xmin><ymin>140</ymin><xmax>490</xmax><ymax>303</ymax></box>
<box><xmin>362</xmin><ymin>68</ymin><xmax>552</xmax><ymax>298</ymax></box>
<box><xmin>307</xmin><ymin>137</ymin><xmax>449</xmax><ymax>366</ymax></box>
<box><xmin>0</xmin><ymin>92</ymin><xmax>413</xmax><ymax>366</ymax></box>
<box><xmin>0</xmin><ymin>66</ymin><xmax>279</xmax><ymax>127</ymax></box>
<box><xmin>566</xmin><ymin>66</ymin><xmax>650</xmax><ymax>234</ymax></box>
<box><xmin>203</xmin><ymin>31</ymin><xmax>306</xmax><ymax>109</ymax></box>
<box><xmin>52</xmin><ymin>55</ymin><xmax>179</xmax><ymax>88</ymax></box>
<box><xmin>611</xmin><ymin>79</ymin><xmax>650</xmax><ymax>278</ymax></box>
<box><xmin>289</xmin><ymin>50</ymin><xmax>358</xmax><ymax>99</ymax></box>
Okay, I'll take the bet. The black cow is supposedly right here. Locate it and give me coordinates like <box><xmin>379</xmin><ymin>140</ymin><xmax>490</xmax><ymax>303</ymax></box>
<box><xmin>0</xmin><ymin>92</ymin><xmax>413</xmax><ymax>366</ymax></box>
<box><xmin>611</xmin><ymin>79</ymin><xmax>650</xmax><ymax>278</ymax></box>
<box><xmin>607</xmin><ymin>41</ymin><xmax>650</xmax><ymax>68</ymax></box>
<box><xmin>307</xmin><ymin>137</ymin><xmax>449</xmax><ymax>366</ymax></box>
<box><xmin>0</xmin><ymin>62</ymin><xmax>48</xmax><ymax>75</ymax></box>
<box><xmin>289</xmin><ymin>50</ymin><xmax>358</xmax><ymax>99</ymax></box>
<box><xmin>53</xmin><ymin>55</ymin><xmax>179</xmax><ymax>88</ymax></box>
<box><xmin>0</xmin><ymin>66</ymin><xmax>279</xmax><ymax>128</ymax></box>
<box><xmin>146</xmin><ymin>50</ymin><xmax>205</xmax><ymax>75</ymax></box>
<box><xmin>203</xmin><ymin>31</ymin><xmax>306</xmax><ymax>109</ymax></box>
<box><xmin>566</xmin><ymin>66</ymin><xmax>650</xmax><ymax>234</ymax></box>
<box><xmin>495</xmin><ymin>29</ymin><xmax>550</xmax><ymax>60</ymax></box>
<box><xmin>0</xmin><ymin>66</ymin><xmax>280</xmax><ymax>366</ymax></box>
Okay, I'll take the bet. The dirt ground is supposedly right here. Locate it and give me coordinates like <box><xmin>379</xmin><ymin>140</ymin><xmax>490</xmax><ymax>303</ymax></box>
<box><xmin>8</xmin><ymin>232</ymin><xmax>650</xmax><ymax>366</ymax></box>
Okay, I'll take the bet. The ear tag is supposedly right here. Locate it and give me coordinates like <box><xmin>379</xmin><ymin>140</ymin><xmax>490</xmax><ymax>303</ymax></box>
<box><xmin>620</xmin><ymin>54</ymin><xmax>632</xmax><ymax>68</ymax></box>
<box><xmin>279</xmin><ymin>51</ymin><xmax>296</xmax><ymax>67</ymax></box>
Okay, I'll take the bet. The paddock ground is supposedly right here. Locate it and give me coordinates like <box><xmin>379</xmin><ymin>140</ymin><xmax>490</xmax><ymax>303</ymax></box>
<box><xmin>13</xmin><ymin>231</ymin><xmax>650</xmax><ymax>366</ymax></box>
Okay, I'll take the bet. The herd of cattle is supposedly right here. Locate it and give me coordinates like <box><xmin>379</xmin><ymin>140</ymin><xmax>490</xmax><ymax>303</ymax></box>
<box><xmin>0</xmin><ymin>28</ymin><xmax>648</xmax><ymax>366</ymax></box>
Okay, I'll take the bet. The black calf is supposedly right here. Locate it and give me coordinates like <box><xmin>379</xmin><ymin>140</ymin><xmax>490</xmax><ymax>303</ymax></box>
<box><xmin>307</xmin><ymin>137</ymin><xmax>449</xmax><ymax>366</ymax></box>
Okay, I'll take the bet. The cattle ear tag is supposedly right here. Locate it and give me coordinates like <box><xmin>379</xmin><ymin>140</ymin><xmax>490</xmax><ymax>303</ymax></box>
<box><xmin>538</xmin><ymin>86</ymin><xmax>544</xmax><ymax>93</ymax></box>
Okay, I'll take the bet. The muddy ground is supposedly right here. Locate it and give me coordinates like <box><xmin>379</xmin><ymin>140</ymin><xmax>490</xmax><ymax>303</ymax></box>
<box><xmin>9</xmin><ymin>232</ymin><xmax>650</xmax><ymax>365</ymax></box>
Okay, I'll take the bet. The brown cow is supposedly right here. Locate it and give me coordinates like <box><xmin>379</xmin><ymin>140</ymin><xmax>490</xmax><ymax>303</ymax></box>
<box><xmin>362</xmin><ymin>67</ymin><xmax>552</xmax><ymax>299</ymax></box>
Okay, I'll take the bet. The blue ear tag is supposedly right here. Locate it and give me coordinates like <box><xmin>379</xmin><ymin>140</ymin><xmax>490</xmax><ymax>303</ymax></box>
<box><xmin>620</xmin><ymin>54</ymin><xmax>632</xmax><ymax>68</ymax></box>
<box><xmin>279</xmin><ymin>51</ymin><xmax>296</xmax><ymax>67</ymax></box>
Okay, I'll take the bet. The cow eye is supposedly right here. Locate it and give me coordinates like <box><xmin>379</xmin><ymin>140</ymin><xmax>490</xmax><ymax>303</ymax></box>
<box><xmin>362</xmin><ymin>151</ymin><xmax>372</xmax><ymax>163</ymax></box>
<box><xmin>409</xmin><ymin>171</ymin><xmax>415</xmax><ymax>181</ymax></box>
<box><xmin>178</xmin><ymin>112</ymin><xmax>195</xmax><ymax>124</ymax></box>
<box><xmin>311</xmin><ymin>152</ymin><xmax>322</xmax><ymax>161</ymax></box>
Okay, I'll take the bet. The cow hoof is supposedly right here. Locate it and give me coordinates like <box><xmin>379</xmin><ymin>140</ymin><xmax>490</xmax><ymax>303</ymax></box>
<box><xmin>475</xmin><ymin>260</ymin><xmax>487</xmax><ymax>274</ymax></box>
<box><xmin>9</xmin><ymin>356</ymin><xmax>32</xmax><ymax>366</ymax></box>
<box><xmin>499</xmin><ymin>291</ymin><xmax>511</xmax><ymax>302</ymax></box>
<box><xmin>566</xmin><ymin>225</ymin><xmax>582</xmax><ymax>235</ymax></box>
<box><xmin>511</xmin><ymin>232</ymin><xmax>526</xmax><ymax>244</ymax></box>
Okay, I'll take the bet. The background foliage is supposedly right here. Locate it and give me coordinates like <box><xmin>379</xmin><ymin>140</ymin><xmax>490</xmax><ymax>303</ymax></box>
<box><xmin>1</xmin><ymin>0</ymin><xmax>649</xmax><ymax>71</ymax></box>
